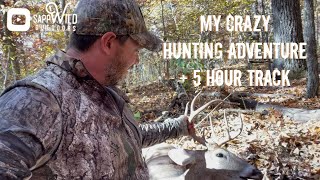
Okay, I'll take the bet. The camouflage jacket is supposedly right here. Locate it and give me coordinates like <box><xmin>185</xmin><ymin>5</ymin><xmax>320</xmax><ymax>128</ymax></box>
<box><xmin>0</xmin><ymin>50</ymin><xmax>188</xmax><ymax>180</ymax></box>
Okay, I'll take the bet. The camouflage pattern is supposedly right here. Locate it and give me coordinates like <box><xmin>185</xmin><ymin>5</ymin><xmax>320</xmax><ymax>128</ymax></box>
<box><xmin>75</xmin><ymin>0</ymin><xmax>162</xmax><ymax>52</ymax></box>
<box><xmin>0</xmin><ymin>50</ymin><xmax>188</xmax><ymax>179</ymax></box>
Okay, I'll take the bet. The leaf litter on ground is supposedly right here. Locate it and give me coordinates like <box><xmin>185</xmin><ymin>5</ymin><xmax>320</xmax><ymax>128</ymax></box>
<box><xmin>126</xmin><ymin>78</ymin><xmax>320</xmax><ymax>179</ymax></box>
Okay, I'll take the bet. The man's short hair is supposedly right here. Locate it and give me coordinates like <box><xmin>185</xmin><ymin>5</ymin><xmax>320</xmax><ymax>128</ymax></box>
<box><xmin>116</xmin><ymin>35</ymin><xmax>130</xmax><ymax>45</ymax></box>
<box><xmin>68</xmin><ymin>33</ymin><xmax>130</xmax><ymax>52</ymax></box>
<box><xmin>68</xmin><ymin>33</ymin><xmax>101</xmax><ymax>52</ymax></box>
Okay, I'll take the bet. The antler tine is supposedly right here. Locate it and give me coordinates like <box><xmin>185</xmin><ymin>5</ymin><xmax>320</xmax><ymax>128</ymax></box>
<box><xmin>223</xmin><ymin>110</ymin><xmax>231</xmax><ymax>140</ymax></box>
<box><xmin>189</xmin><ymin>99</ymin><xmax>227</xmax><ymax>122</ymax></box>
<box><xmin>208</xmin><ymin>115</ymin><xmax>219</xmax><ymax>146</ymax></box>
<box><xmin>234</xmin><ymin>112</ymin><xmax>244</xmax><ymax>138</ymax></box>
<box><xmin>218</xmin><ymin>111</ymin><xmax>244</xmax><ymax>146</ymax></box>
<box><xmin>184</xmin><ymin>102</ymin><xmax>189</xmax><ymax>116</ymax></box>
<box><xmin>190</xmin><ymin>91</ymin><xmax>202</xmax><ymax>113</ymax></box>
<box><xmin>209</xmin><ymin>116</ymin><xmax>215</xmax><ymax>140</ymax></box>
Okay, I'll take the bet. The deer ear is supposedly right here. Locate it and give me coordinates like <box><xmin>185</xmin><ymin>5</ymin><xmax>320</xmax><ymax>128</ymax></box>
<box><xmin>168</xmin><ymin>149</ymin><xmax>196</xmax><ymax>166</ymax></box>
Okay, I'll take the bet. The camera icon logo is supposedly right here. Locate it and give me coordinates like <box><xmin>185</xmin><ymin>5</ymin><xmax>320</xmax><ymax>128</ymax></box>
<box><xmin>7</xmin><ymin>8</ymin><xmax>31</xmax><ymax>32</ymax></box>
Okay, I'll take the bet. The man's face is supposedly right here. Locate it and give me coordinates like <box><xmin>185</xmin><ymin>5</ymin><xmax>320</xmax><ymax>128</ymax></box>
<box><xmin>104</xmin><ymin>37</ymin><xmax>141</xmax><ymax>85</ymax></box>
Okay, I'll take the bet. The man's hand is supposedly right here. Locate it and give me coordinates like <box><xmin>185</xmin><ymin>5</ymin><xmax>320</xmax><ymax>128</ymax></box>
<box><xmin>180</xmin><ymin>115</ymin><xmax>207</xmax><ymax>145</ymax></box>
<box><xmin>177</xmin><ymin>115</ymin><xmax>196</xmax><ymax>136</ymax></box>
<box><xmin>185</xmin><ymin>116</ymin><xmax>196</xmax><ymax>136</ymax></box>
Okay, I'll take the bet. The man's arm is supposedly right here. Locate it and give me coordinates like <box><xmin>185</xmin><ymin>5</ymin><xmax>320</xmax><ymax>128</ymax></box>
<box><xmin>108</xmin><ymin>86</ymin><xmax>191</xmax><ymax>148</ymax></box>
<box><xmin>139</xmin><ymin>116</ymin><xmax>189</xmax><ymax>148</ymax></box>
<box><xmin>0</xmin><ymin>87</ymin><xmax>61</xmax><ymax>179</ymax></box>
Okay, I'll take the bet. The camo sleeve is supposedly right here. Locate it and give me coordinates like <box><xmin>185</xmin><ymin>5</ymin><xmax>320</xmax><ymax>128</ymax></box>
<box><xmin>139</xmin><ymin>116</ymin><xmax>189</xmax><ymax>148</ymax></box>
<box><xmin>0</xmin><ymin>87</ymin><xmax>61</xmax><ymax>179</ymax></box>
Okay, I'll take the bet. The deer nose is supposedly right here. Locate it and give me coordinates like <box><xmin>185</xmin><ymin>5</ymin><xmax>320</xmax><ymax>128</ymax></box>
<box><xmin>250</xmin><ymin>168</ymin><xmax>263</xmax><ymax>179</ymax></box>
<box><xmin>240</xmin><ymin>168</ymin><xmax>263</xmax><ymax>180</ymax></box>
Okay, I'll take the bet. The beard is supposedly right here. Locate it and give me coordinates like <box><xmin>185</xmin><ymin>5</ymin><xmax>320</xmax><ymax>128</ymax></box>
<box><xmin>103</xmin><ymin>53</ymin><xmax>129</xmax><ymax>86</ymax></box>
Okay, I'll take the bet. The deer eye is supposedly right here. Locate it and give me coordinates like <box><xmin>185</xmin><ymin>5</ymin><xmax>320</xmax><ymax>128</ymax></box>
<box><xmin>216</xmin><ymin>153</ymin><xmax>224</xmax><ymax>158</ymax></box>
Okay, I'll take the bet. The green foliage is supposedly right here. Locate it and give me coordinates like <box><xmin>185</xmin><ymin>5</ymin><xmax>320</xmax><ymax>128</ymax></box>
<box><xmin>134</xmin><ymin>111</ymin><xmax>141</xmax><ymax>121</ymax></box>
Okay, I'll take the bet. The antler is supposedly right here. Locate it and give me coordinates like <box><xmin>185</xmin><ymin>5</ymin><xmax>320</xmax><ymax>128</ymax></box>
<box><xmin>209</xmin><ymin>110</ymin><xmax>243</xmax><ymax>146</ymax></box>
<box><xmin>185</xmin><ymin>91</ymin><xmax>230</xmax><ymax>145</ymax></box>
<box><xmin>185</xmin><ymin>91</ymin><xmax>229</xmax><ymax>122</ymax></box>
<box><xmin>219</xmin><ymin>110</ymin><xmax>243</xmax><ymax>145</ymax></box>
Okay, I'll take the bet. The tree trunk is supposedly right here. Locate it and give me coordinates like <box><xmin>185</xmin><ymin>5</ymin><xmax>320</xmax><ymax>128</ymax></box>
<box><xmin>271</xmin><ymin>0</ymin><xmax>306</xmax><ymax>78</ymax></box>
<box><xmin>2</xmin><ymin>5</ymin><xmax>21</xmax><ymax>85</ymax></box>
<box><xmin>316</xmin><ymin>0</ymin><xmax>319</xmax><ymax>45</ymax></box>
<box><xmin>260</xmin><ymin>0</ymin><xmax>272</xmax><ymax>70</ymax></box>
<box><xmin>304</xmin><ymin>0</ymin><xmax>319</xmax><ymax>98</ymax></box>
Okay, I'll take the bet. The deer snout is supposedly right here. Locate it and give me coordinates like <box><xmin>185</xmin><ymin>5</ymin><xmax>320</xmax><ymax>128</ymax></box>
<box><xmin>250</xmin><ymin>168</ymin><xmax>263</xmax><ymax>179</ymax></box>
<box><xmin>240</xmin><ymin>167</ymin><xmax>263</xmax><ymax>180</ymax></box>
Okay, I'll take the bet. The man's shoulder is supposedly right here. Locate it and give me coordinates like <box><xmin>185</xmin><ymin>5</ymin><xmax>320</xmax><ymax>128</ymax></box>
<box><xmin>1</xmin><ymin>64</ymin><xmax>75</xmax><ymax>105</ymax></box>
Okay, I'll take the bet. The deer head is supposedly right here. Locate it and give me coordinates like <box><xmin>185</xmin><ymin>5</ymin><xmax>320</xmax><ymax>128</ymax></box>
<box><xmin>144</xmin><ymin>142</ymin><xmax>262</xmax><ymax>180</ymax></box>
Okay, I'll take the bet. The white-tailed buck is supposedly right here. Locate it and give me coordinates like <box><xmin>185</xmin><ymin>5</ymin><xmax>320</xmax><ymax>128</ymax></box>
<box><xmin>143</xmin><ymin>92</ymin><xmax>263</xmax><ymax>180</ymax></box>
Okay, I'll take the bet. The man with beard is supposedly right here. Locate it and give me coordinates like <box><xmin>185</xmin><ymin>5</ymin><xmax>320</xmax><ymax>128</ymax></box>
<box><xmin>0</xmin><ymin>0</ymin><xmax>194</xmax><ymax>179</ymax></box>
